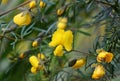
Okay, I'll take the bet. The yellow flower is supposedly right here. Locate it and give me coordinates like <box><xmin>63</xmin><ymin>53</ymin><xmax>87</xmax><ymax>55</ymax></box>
<box><xmin>29</xmin><ymin>56</ymin><xmax>39</xmax><ymax>68</ymax></box>
<box><xmin>29</xmin><ymin>0</ymin><xmax>36</xmax><ymax>8</ymax></box>
<box><xmin>49</xmin><ymin>29</ymin><xmax>73</xmax><ymax>51</ymax></box>
<box><xmin>69</xmin><ymin>58</ymin><xmax>86</xmax><ymax>69</ymax></box>
<box><xmin>13</xmin><ymin>12</ymin><xmax>31</xmax><ymax>26</ymax></box>
<box><xmin>54</xmin><ymin>45</ymin><xmax>63</xmax><ymax>57</ymax></box>
<box><xmin>32</xmin><ymin>40</ymin><xmax>38</xmax><ymax>47</ymax></box>
<box><xmin>62</xmin><ymin>30</ymin><xmax>73</xmax><ymax>51</ymax></box>
<box><xmin>29</xmin><ymin>54</ymin><xmax>45</xmax><ymax>74</ymax></box>
<box><xmin>49</xmin><ymin>29</ymin><xmax>64</xmax><ymax>47</ymax></box>
<box><xmin>57</xmin><ymin>8</ymin><xmax>64</xmax><ymax>16</ymax></box>
<box><xmin>39</xmin><ymin>1</ymin><xmax>46</xmax><ymax>8</ymax></box>
<box><xmin>38</xmin><ymin>53</ymin><xmax>45</xmax><ymax>60</ymax></box>
<box><xmin>97</xmin><ymin>51</ymin><xmax>114</xmax><ymax>63</ymax></box>
<box><xmin>57</xmin><ymin>17</ymin><xmax>67</xmax><ymax>29</ymax></box>
<box><xmin>92</xmin><ymin>65</ymin><xmax>105</xmax><ymax>80</ymax></box>
<box><xmin>31</xmin><ymin>67</ymin><xmax>37</xmax><ymax>74</ymax></box>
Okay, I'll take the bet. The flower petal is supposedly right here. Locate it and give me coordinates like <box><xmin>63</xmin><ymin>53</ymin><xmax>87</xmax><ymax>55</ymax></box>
<box><xmin>29</xmin><ymin>56</ymin><xmax>39</xmax><ymax>68</ymax></box>
<box><xmin>92</xmin><ymin>65</ymin><xmax>105</xmax><ymax>79</ymax></box>
<box><xmin>54</xmin><ymin>45</ymin><xmax>64</xmax><ymax>57</ymax></box>
<box><xmin>97</xmin><ymin>51</ymin><xmax>114</xmax><ymax>63</ymax></box>
<box><xmin>49</xmin><ymin>29</ymin><xmax>64</xmax><ymax>47</ymax></box>
<box><xmin>31</xmin><ymin>67</ymin><xmax>37</xmax><ymax>74</ymax></box>
<box><xmin>72</xmin><ymin>58</ymin><xmax>86</xmax><ymax>69</ymax></box>
<box><xmin>62</xmin><ymin>30</ymin><xmax>73</xmax><ymax>51</ymax></box>
<box><xmin>13</xmin><ymin>12</ymin><xmax>31</xmax><ymax>26</ymax></box>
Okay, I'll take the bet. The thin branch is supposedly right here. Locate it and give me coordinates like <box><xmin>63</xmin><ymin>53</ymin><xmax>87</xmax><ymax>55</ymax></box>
<box><xmin>0</xmin><ymin>35</ymin><xmax>15</xmax><ymax>40</ymax></box>
<box><xmin>95</xmin><ymin>0</ymin><xmax>113</xmax><ymax>7</ymax></box>
<box><xmin>71</xmin><ymin>49</ymin><xmax>89</xmax><ymax>55</ymax></box>
<box><xmin>0</xmin><ymin>0</ymin><xmax>31</xmax><ymax>16</ymax></box>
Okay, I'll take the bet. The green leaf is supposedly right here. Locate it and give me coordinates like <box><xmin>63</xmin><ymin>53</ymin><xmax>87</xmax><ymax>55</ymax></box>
<box><xmin>76</xmin><ymin>30</ymin><xmax>91</xmax><ymax>36</ymax></box>
<box><xmin>1</xmin><ymin>59</ymin><xmax>30</xmax><ymax>81</ymax></box>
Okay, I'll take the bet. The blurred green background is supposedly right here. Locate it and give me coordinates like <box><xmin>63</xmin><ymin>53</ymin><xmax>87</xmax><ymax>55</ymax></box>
<box><xmin>0</xmin><ymin>0</ymin><xmax>120</xmax><ymax>81</ymax></box>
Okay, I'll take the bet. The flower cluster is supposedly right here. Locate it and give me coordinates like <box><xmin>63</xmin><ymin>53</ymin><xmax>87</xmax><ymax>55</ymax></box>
<box><xmin>57</xmin><ymin>17</ymin><xmax>67</xmax><ymax>29</ymax></box>
<box><xmin>29</xmin><ymin>53</ymin><xmax>45</xmax><ymax>74</ymax></box>
<box><xmin>92</xmin><ymin>49</ymin><xmax>114</xmax><ymax>79</ymax></box>
<box><xmin>49</xmin><ymin>17</ymin><xmax>73</xmax><ymax>56</ymax></box>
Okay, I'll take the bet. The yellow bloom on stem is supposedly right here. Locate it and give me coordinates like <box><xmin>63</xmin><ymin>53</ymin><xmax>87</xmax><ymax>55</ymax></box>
<box><xmin>57</xmin><ymin>8</ymin><xmax>64</xmax><ymax>16</ymax></box>
<box><xmin>29</xmin><ymin>54</ymin><xmax>45</xmax><ymax>74</ymax></box>
<box><xmin>29</xmin><ymin>0</ymin><xmax>36</xmax><ymax>8</ymax></box>
<box><xmin>19</xmin><ymin>53</ymin><xmax>25</xmax><ymax>59</ymax></box>
<box><xmin>13</xmin><ymin>12</ymin><xmax>31</xmax><ymax>26</ymax></box>
<box><xmin>62</xmin><ymin>30</ymin><xmax>73</xmax><ymax>51</ymax></box>
<box><xmin>69</xmin><ymin>58</ymin><xmax>86</xmax><ymax>69</ymax></box>
<box><xmin>32</xmin><ymin>40</ymin><xmax>38</xmax><ymax>47</ymax></box>
<box><xmin>31</xmin><ymin>67</ymin><xmax>37</xmax><ymax>74</ymax></box>
<box><xmin>49</xmin><ymin>29</ymin><xmax>73</xmax><ymax>52</ymax></box>
<box><xmin>57</xmin><ymin>17</ymin><xmax>67</xmax><ymax>29</ymax></box>
<box><xmin>54</xmin><ymin>45</ymin><xmax>64</xmax><ymax>57</ymax></box>
<box><xmin>58</xmin><ymin>17</ymin><xmax>67</xmax><ymax>23</ymax></box>
<box><xmin>49</xmin><ymin>29</ymin><xmax>64</xmax><ymax>47</ymax></box>
<box><xmin>38</xmin><ymin>53</ymin><xmax>45</xmax><ymax>60</ymax></box>
<box><xmin>57</xmin><ymin>22</ymin><xmax>67</xmax><ymax>30</ymax></box>
<box><xmin>92</xmin><ymin>65</ymin><xmax>105</xmax><ymax>80</ymax></box>
<box><xmin>97</xmin><ymin>51</ymin><xmax>114</xmax><ymax>63</ymax></box>
<box><xmin>39</xmin><ymin>1</ymin><xmax>46</xmax><ymax>8</ymax></box>
<box><xmin>29</xmin><ymin>56</ymin><xmax>39</xmax><ymax>68</ymax></box>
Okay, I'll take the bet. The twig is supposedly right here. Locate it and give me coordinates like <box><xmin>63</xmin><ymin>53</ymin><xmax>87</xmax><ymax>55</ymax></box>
<box><xmin>0</xmin><ymin>0</ymin><xmax>31</xmax><ymax>16</ymax></box>
<box><xmin>95</xmin><ymin>0</ymin><xmax>113</xmax><ymax>7</ymax></box>
<box><xmin>0</xmin><ymin>35</ymin><xmax>15</xmax><ymax>40</ymax></box>
<box><xmin>71</xmin><ymin>49</ymin><xmax>89</xmax><ymax>55</ymax></box>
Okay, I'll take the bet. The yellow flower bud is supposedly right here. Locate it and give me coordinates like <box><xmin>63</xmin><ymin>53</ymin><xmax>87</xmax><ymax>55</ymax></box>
<box><xmin>38</xmin><ymin>53</ymin><xmax>45</xmax><ymax>60</ymax></box>
<box><xmin>92</xmin><ymin>65</ymin><xmax>105</xmax><ymax>80</ymax></box>
<box><xmin>31</xmin><ymin>67</ymin><xmax>37</xmax><ymax>74</ymax></box>
<box><xmin>39</xmin><ymin>1</ymin><xmax>46</xmax><ymax>8</ymax></box>
<box><xmin>13</xmin><ymin>12</ymin><xmax>31</xmax><ymax>26</ymax></box>
<box><xmin>58</xmin><ymin>17</ymin><xmax>67</xmax><ymax>23</ymax></box>
<box><xmin>97</xmin><ymin>51</ymin><xmax>114</xmax><ymax>63</ymax></box>
<box><xmin>69</xmin><ymin>58</ymin><xmax>86</xmax><ymax>69</ymax></box>
<box><xmin>57</xmin><ymin>17</ymin><xmax>67</xmax><ymax>29</ymax></box>
<box><xmin>29</xmin><ymin>56</ymin><xmax>39</xmax><ymax>68</ymax></box>
<box><xmin>57</xmin><ymin>8</ymin><xmax>64</xmax><ymax>16</ymax></box>
<box><xmin>19</xmin><ymin>53</ymin><xmax>25</xmax><ymax>59</ymax></box>
<box><xmin>54</xmin><ymin>45</ymin><xmax>63</xmax><ymax>57</ymax></box>
<box><xmin>57</xmin><ymin>22</ymin><xmax>67</xmax><ymax>29</ymax></box>
<box><xmin>32</xmin><ymin>40</ymin><xmax>38</xmax><ymax>47</ymax></box>
<box><xmin>29</xmin><ymin>0</ymin><xmax>36</xmax><ymax>8</ymax></box>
